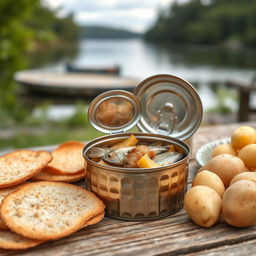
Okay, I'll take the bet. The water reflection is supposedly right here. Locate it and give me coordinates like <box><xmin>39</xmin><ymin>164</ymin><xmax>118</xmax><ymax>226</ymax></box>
<box><xmin>70</xmin><ymin>39</ymin><xmax>255</xmax><ymax>83</ymax></box>
<box><xmin>26</xmin><ymin>38</ymin><xmax>256</xmax><ymax>118</ymax></box>
<box><xmin>27</xmin><ymin>44</ymin><xmax>79</xmax><ymax>69</ymax></box>
<box><xmin>153</xmin><ymin>43</ymin><xmax>256</xmax><ymax>69</ymax></box>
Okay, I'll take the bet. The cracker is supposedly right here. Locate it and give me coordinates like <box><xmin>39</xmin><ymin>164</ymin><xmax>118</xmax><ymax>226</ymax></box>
<box><xmin>1</xmin><ymin>181</ymin><xmax>105</xmax><ymax>240</ymax></box>
<box><xmin>0</xmin><ymin>150</ymin><xmax>52</xmax><ymax>189</ymax></box>
<box><xmin>85</xmin><ymin>212</ymin><xmax>105</xmax><ymax>226</ymax></box>
<box><xmin>32</xmin><ymin>169</ymin><xmax>85</xmax><ymax>183</ymax></box>
<box><xmin>0</xmin><ymin>230</ymin><xmax>44</xmax><ymax>250</ymax></box>
<box><xmin>0</xmin><ymin>184</ymin><xmax>28</xmax><ymax>230</ymax></box>
<box><xmin>46</xmin><ymin>141</ymin><xmax>86</xmax><ymax>175</ymax></box>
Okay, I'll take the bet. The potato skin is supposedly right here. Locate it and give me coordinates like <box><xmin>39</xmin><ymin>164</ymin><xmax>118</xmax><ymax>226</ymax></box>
<box><xmin>212</xmin><ymin>144</ymin><xmax>236</xmax><ymax>157</ymax></box>
<box><xmin>231</xmin><ymin>126</ymin><xmax>256</xmax><ymax>150</ymax></box>
<box><xmin>222</xmin><ymin>180</ymin><xmax>256</xmax><ymax>227</ymax></box>
<box><xmin>199</xmin><ymin>154</ymin><xmax>245</xmax><ymax>188</ymax></box>
<box><xmin>230</xmin><ymin>172</ymin><xmax>256</xmax><ymax>185</ymax></box>
<box><xmin>184</xmin><ymin>185</ymin><xmax>222</xmax><ymax>228</ymax></box>
<box><xmin>192</xmin><ymin>170</ymin><xmax>225</xmax><ymax>198</ymax></box>
<box><xmin>238</xmin><ymin>144</ymin><xmax>256</xmax><ymax>169</ymax></box>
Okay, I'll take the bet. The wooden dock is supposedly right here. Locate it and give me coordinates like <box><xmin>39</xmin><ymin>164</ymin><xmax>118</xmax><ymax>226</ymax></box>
<box><xmin>15</xmin><ymin>70</ymin><xmax>140</xmax><ymax>98</ymax></box>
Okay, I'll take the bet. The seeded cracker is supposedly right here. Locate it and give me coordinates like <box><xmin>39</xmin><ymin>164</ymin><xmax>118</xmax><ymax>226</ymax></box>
<box><xmin>32</xmin><ymin>169</ymin><xmax>85</xmax><ymax>182</ymax></box>
<box><xmin>0</xmin><ymin>184</ymin><xmax>28</xmax><ymax>230</ymax></box>
<box><xmin>0</xmin><ymin>230</ymin><xmax>44</xmax><ymax>250</ymax></box>
<box><xmin>45</xmin><ymin>141</ymin><xmax>86</xmax><ymax>175</ymax></box>
<box><xmin>0</xmin><ymin>150</ymin><xmax>52</xmax><ymax>189</ymax></box>
<box><xmin>1</xmin><ymin>181</ymin><xmax>105</xmax><ymax>240</ymax></box>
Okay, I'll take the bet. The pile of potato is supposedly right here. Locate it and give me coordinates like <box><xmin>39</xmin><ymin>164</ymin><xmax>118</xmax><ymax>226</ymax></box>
<box><xmin>184</xmin><ymin>126</ymin><xmax>256</xmax><ymax>228</ymax></box>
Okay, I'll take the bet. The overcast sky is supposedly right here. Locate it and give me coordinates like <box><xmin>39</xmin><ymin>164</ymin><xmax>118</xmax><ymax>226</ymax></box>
<box><xmin>44</xmin><ymin>0</ymin><xmax>182</xmax><ymax>33</ymax></box>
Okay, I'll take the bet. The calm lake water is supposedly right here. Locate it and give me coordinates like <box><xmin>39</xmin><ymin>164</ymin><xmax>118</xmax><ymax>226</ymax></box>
<box><xmin>37</xmin><ymin>38</ymin><xmax>256</xmax><ymax>119</ymax></box>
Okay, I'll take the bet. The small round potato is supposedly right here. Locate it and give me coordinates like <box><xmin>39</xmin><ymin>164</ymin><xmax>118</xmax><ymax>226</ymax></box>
<box><xmin>184</xmin><ymin>185</ymin><xmax>222</xmax><ymax>228</ymax></box>
<box><xmin>229</xmin><ymin>172</ymin><xmax>256</xmax><ymax>185</ymax></box>
<box><xmin>231</xmin><ymin>126</ymin><xmax>256</xmax><ymax>150</ymax></box>
<box><xmin>222</xmin><ymin>180</ymin><xmax>256</xmax><ymax>227</ymax></box>
<box><xmin>238</xmin><ymin>144</ymin><xmax>256</xmax><ymax>169</ymax></box>
<box><xmin>192</xmin><ymin>170</ymin><xmax>225</xmax><ymax>198</ymax></box>
<box><xmin>212</xmin><ymin>144</ymin><xmax>236</xmax><ymax>157</ymax></box>
<box><xmin>243</xmin><ymin>166</ymin><xmax>250</xmax><ymax>172</ymax></box>
<box><xmin>199</xmin><ymin>154</ymin><xmax>245</xmax><ymax>188</ymax></box>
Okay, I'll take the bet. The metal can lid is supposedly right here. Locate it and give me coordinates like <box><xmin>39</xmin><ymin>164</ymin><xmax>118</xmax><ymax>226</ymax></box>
<box><xmin>88</xmin><ymin>90</ymin><xmax>141</xmax><ymax>134</ymax></box>
<box><xmin>133</xmin><ymin>74</ymin><xmax>203</xmax><ymax>141</ymax></box>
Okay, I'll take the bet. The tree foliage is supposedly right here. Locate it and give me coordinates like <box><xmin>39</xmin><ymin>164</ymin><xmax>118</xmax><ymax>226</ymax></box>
<box><xmin>80</xmin><ymin>26</ymin><xmax>142</xmax><ymax>39</ymax></box>
<box><xmin>0</xmin><ymin>0</ymin><xmax>37</xmax><ymax>120</ymax></box>
<box><xmin>0</xmin><ymin>0</ymin><xmax>79</xmax><ymax>121</ymax></box>
<box><xmin>25</xmin><ymin>4</ymin><xmax>80</xmax><ymax>44</ymax></box>
<box><xmin>145</xmin><ymin>0</ymin><xmax>256</xmax><ymax>46</ymax></box>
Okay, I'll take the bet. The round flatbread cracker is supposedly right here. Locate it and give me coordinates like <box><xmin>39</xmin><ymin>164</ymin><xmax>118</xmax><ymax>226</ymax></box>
<box><xmin>0</xmin><ymin>150</ymin><xmax>52</xmax><ymax>189</ymax></box>
<box><xmin>0</xmin><ymin>184</ymin><xmax>28</xmax><ymax>230</ymax></box>
<box><xmin>46</xmin><ymin>141</ymin><xmax>86</xmax><ymax>175</ymax></box>
<box><xmin>85</xmin><ymin>212</ymin><xmax>104</xmax><ymax>226</ymax></box>
<box><xmin>32</xmin><ymin>169</ymin><xmax>85</xmax><ymax>183</ymax></box>
<box><xmin>1</xmin><ymin>181</ymin><xmax>105</xmax><ymax>240</ymax></box>
<box><xmin>0</xmin><ymin>230</ymin><xmax>44</xmax><ymax>250</ymax></box>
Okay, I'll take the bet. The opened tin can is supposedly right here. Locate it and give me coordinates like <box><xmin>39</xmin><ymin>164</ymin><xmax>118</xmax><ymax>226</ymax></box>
<box><xmin>83</xmin><ymin>74</ymin><xmax>202</xmax><ymax>220</ymax></box>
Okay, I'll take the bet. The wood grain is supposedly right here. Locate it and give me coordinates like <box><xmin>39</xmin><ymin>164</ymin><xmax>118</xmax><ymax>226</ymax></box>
<box><xmin>0</xmin><ymin>214</ymin><xmax>255</xmax><ymax>256</ymax></box>
<box><xmin>188</xmin><ymin>240</ymin><xmax>256</xmax><ymax>256</ymax></box>
<box><xmin>0</xmin><ymin>122</ymin><xmax>255</xmax><ymax>256</ymax></box>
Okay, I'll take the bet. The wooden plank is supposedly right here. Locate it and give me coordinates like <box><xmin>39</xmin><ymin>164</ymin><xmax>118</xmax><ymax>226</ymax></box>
<box><xmin>0</xmin><ymin>214</ymin><xmax>255</xmax><ymax>256</ymax></box>
<box><xmin>226</xmin><ymin>79</ymin><xmax>256</xmax><ymax>122</ymax></box>
<box><xmin>226</xmin><ymin>80</ymin><xmax>256</xmax><ymax>92</ymax></box>
<box><xmin>238</xmin><ymin>90</ymin><xmax>250</xmax><ymax>122</ymax></box>
<box><xmin>188</xmin><ymin>239</ymin><xmax>256</xmax><ymax>255</ymax></box>
<box><xmin>15</xmin><ymin>71</ymin><xmax>140</xmax><ymax>98</ymax></box>
<box><xmin>15</xmin><ymin>71</ymin><xmax>139</xmax><ymax>89</ymax></box>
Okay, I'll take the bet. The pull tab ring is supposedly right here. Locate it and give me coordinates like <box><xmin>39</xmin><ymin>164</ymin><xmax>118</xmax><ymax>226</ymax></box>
<box><xmin>155</xmin><ymin>103</ymin><xmax>178</xmax><ymax>135</ymax></box>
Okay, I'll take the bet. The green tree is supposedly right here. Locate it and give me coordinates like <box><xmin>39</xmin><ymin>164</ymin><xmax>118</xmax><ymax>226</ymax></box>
<box><xmin>0</xmin><ymin>0</ymin><xmax>79</xmax><ymax>125</ymax></box>
<box><xmin>145</xmin><ymin>0</ymin><xmax>256</xmax><ymax>47</ymax></box>
<box><xmin>0</xmin><ymin>0</ymin><xmax>38</xmax><ymax>122</ymax></box>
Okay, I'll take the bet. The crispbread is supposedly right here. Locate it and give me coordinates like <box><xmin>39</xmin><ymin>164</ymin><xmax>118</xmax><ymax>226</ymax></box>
<box><xmin>46</xmin><ymin>141</ymin><xmax>86</xmax><ymax>175</ymax></box>
<box><xmin>1</xmin><ymin>181</ymin><xmax>105</xmax><ymax>240</ymax></box>
<box><xmin>85</xmin><ymin>212</ymin><xmax>104</xmax><ymax>226</ymax></box>
<box><xmin>0</xmin><ymin>230</ymin><xmax>44</xmax><ymax>250</ymax></box>
<box><xmin>0</xmin><ymin>150</ymin><xmax>52</xmax><ymax>189</ymax></box>
<box><xmin>32</xmin><ymin>169</ymin><xmax>85</xmax><ymax>182</ymax></box>
<box><xmin>0</xmin><ymin>184</ymin><xmax>28</xmax><ymax>230</ymax></box>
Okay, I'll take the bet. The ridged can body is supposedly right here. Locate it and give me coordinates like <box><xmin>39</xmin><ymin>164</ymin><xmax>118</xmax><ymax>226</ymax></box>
<box><xmin>83</xmin><ymin>132</ymin><xmax>190</xmax><ymax>220</ymax></box>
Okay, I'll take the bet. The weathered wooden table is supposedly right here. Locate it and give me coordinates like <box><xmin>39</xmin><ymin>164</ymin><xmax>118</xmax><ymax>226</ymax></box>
<box><xmin>1</xmin><ymin>122</ymin><xmax>256</xmax><ymax>256</ymax></box>
<box><xmin>226</xmin><ymin>78</ymin><xmax>256</xmax><ymax>122</ymax></box>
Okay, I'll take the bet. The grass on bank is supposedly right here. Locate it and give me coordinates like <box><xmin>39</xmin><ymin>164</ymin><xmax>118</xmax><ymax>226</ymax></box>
<box><xmin>0</xmin><ymin>127</ymin><xmax>103</xmax><ymax>151</ymax></box>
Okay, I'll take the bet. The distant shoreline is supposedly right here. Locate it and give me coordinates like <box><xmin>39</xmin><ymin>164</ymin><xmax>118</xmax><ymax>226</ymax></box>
<box><xmin>79</xmin><ymin>25</ymin><xmax>143</xmax><ymax>39</ymax></box>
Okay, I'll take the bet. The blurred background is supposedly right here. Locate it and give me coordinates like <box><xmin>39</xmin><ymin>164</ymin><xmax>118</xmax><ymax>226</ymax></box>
<box><xmin>1</xmin><ymin>0</ymin><xmax>256</xmax><ymax>150</ymax></box>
